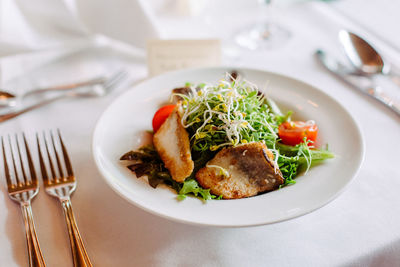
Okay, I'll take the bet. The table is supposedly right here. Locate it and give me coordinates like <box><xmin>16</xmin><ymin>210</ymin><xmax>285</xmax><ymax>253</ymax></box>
<box><xmin>1</xmin><ymin>0</ymin><xmax>400</xmax><ymax>266</ymax></box>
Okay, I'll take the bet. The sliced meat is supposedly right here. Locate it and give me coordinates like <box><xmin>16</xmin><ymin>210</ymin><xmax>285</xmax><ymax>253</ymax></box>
<box><xmin>153</xmin><ymin>105</ymin><xmax>194</xmax><ymax>182</ymax></box>
<box><xmin>196</xmin><ymin>142</ymin><xmax>284</xmax><ymax>199</ymax></box>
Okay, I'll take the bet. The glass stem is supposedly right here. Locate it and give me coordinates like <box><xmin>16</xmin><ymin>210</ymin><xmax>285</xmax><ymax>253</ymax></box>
<box><xmin>258</xmin><ymin>0</ymin><xmax>273</xmax><ymax>33</ymax></box>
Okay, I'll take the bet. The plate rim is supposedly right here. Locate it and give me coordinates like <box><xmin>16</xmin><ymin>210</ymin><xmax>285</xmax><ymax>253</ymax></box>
<box><xmin>92</xmin><ymin>66</ymin><xmax>365</xmax><ymax>227</ymax></box>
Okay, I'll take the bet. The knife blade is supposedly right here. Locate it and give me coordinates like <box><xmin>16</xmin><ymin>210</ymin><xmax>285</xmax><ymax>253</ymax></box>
<box><xmin>315</xmin><ymin>49</ymin><xmax>400</xmax><ymax>117</ymax></box>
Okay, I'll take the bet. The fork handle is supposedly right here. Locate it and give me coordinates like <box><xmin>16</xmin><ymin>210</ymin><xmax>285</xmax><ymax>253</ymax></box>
<box><xmin>21</xmin><ymin>203</ymin><xmax>46</xmax><ymax>267</ymax></box>
<box><xmin>61</xmin><ymin>198</ymin><xmax>93</xmax><ymax>267</ymax></box>
<box><xmin>23</xmin><ymin>77</ymin><xmax>105</xmax><ymax>98</ymax></box>
<box><xmin>0</xmin><ymin>95</ymin><xmax>67</xmax><ymax>123</ymax></box>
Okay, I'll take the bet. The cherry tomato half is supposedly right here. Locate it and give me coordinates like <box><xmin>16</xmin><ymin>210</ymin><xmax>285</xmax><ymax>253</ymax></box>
<box><xmin>278</xmin><ymin>121</ymin><xmax>318</xmax><ymax>146</ymax></box>
<box><xmin>152</xmin><ymin>105</ymin><xmax>176</xmax><ymax>132</ymax></box>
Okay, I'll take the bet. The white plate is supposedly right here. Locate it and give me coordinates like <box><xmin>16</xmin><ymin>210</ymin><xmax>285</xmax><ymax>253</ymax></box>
<box><xmin>92</xmin><ymin>67</ymin><xmax>364</xmax><ymax>227</ymax></box>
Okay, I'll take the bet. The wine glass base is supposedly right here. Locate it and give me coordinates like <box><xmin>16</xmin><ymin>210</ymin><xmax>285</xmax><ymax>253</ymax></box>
<box><xmin>234</xmin><ymin>23</ymin><xmax>291</xmax><ymax>50</ymax></box>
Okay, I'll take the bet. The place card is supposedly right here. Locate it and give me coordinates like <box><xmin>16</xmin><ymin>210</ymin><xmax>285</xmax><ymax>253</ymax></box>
<box><xmin>147</xmin><ymin>39</ymin><xmax>221</xmax><ymax>76</ymax></box>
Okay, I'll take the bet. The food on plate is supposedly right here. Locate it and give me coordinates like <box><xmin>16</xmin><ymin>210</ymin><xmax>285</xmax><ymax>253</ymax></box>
<box><xmin>171</xmin><ymin>87</ymin><xmax>191</xmax><ymax>103</ymax></box>
<box><xmin>278</xmin><ymin>120</ymin><xmax>318</xmax><ymax>146</ymax></box>
<box><xmin>152</xmin><ymin>104</ymin><xmax>176</xmax><ymax>132</ymax></box>
<box><xmin>153</xmin><ymin>104</ymin><xmax>194</xmax><ymax>182</ymax></box>
<box><xmin>121</xmin><ymin>74</ymin><xmax>334</xmax><ymax>201</ymax></box>
<box><xmin>196</xmin><ymin>142</ymin><xmax>284</xmax><ymax>199</ymax></box>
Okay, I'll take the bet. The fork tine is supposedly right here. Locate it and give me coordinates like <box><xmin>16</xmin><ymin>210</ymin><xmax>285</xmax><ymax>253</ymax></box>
<box><xmin>2</xmin><ymin>133</ymin><xmax>46</xmax><ymax>265</ymax></box>
<box><xmin>50</xmin><ymin>130</ymin><xmax>65</xmax><ymax>178</ymax></box>
<box><xmin>104</xmin><ymin>71</ymin><xmax>128</xmax><ymax>91</ymax></box>
<box><xmin>106</xmin><ymin>70</ymin><xmax>126</xmax><ymax>85</ymax></box>
<box><xmin>1</xmin><ymin>136</ymin><xmax>13</xmax><ymax>189</ymax></box>
<box><xmin>23</xmin><ymin>133</ymin><xmax>37</xmax><ymax>187</ymax></box>
<box><xmin>15</xmin><ymin>134</ymin><xmax>29</xmax><ymax>185</ymax></box>
<box><xmin>103</xmin><ymin>72</ymin><xmax>124</xmax><ymax>90</ymax></box>
<box><xmin>37</xmin><ymin>133</ymin><xmax>50</xmax><ymax>185</ymax></box>
<box><xmin>39</xmin><ymin>130</ymin><xmax>92</xmax><ymax>265</ymax></box>
<box><xmin>57</xmin><ymin>129</ymin><xmax>74</xmax><ymax>177</ymax></box>
<box><xmin>43</xmin><ymin>132</ymin><xmax>57</xmax><ymax>180</ymax></box>
<box><xmin>8</xmin><ymin>135</ymin><xmax>20</xmax><ymax>186</ymax></box>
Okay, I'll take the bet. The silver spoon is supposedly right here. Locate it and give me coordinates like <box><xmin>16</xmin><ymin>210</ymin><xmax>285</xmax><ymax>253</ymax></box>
<box><xmin>338</xmin><ymin>30</ymin><xmax>400</xmax><ymax>86</ymax></box>
<box><xmin>0</xmin><ymin>76</ymin><xmax>106</xmax><ymax>108</ymax></box>
<box><xmin>0</xmin><ymin>70</ymin><xmax>128</xmax><ymax>123</ymax></box>
<box><xmin>315</xmin><ymin>49</ymin><xmax>400</xmax><ymax>117</ymax></box>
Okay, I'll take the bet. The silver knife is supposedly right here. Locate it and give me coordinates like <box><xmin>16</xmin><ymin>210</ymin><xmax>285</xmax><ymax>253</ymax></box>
<box><xmin>315</xmin><ymin>49</ymin><xmax>400</xmax><ymax>117</ymax></box>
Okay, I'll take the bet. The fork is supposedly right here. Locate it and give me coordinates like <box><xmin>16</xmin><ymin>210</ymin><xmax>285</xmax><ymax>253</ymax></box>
<box><xmin>0</xmin><ymin>76</ymin><xmax>106</xmax><ymax>108</ymax></box>
<box><xmin>1</xmin><ymin>134</ymin><xmax>46</xmax><ymax>267</ymax></box>
<box><xmin>37</xmin><ymin>130</ymin><xmax>92</xmax><ymax>267</ymax></box>
<box><xmin>0</xmin><ymin>70</ymin><xmax>128</xmax><ymax>123</ymax></box>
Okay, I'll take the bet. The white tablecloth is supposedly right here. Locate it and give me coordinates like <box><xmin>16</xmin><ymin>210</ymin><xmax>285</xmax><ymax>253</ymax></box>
<box><xmin>1</xmin><ymin>1</ymin><xmax>400</xmax><ymax>266</ymax></box>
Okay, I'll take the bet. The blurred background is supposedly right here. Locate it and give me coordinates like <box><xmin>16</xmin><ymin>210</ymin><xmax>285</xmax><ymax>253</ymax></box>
<box><xmin>1</xmin><ymin>0</ymin><xmax>399</xmax><ymax>88</ymax></box>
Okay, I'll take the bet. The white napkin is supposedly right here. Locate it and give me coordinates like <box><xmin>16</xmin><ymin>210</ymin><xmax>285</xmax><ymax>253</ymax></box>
<box><xmin>0</xmin><ymin>0</ymin><xmax>160</xmax><ymax>83</ymax></box>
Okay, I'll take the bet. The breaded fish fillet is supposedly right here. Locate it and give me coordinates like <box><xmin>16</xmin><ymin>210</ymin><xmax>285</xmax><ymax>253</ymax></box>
<box><xmin>196</xmin><ymin>142</ymin><xmax>284</xmax><ymax>199</ymax></box>
<box><xmin>153</xmin><ymin>105</ymin><xmax>194</xmax><ymax>182</ymax></box>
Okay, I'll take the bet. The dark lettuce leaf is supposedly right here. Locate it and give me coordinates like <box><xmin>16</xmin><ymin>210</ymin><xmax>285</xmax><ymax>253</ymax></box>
<box><xmin>120</xmin><ymin>146</ymin><xmax>159</xmax><ymax>161</ymax></box>
<box><xmin>121</xmin><ymin>145</ymin><xmax>220</xmax><ymax>201</ymax></box>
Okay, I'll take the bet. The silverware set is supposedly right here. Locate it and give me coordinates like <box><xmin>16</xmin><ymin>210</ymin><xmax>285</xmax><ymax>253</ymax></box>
<box><xmin>0</xmin><ymin>69</ymin><xmax>129</xmax><ymax>265</ymax></box>
<box><xmin>316</xmin><ymin>30</ymin><xmax>400</xmax><ymax>117</ymax></box>
<box><xmin>2</xmin><ymin>131</ymin><xmax>92</xmax><ymax>267</ymax></box>
<box><xmin>0</xmin><ymin>70</ymin><xmax>128</xmax><ymax>123</ymax></box>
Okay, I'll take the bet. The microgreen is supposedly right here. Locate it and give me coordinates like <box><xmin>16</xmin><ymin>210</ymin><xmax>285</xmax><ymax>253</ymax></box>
<box><xmin>122</xmin><ymin>75</ymin><xmax>334</xmax><ymax>201</ymax></box>
<box><xmin>178</xmin><ymin>74</ymin><xmax>334</xmax><ymax>185</ymax></box>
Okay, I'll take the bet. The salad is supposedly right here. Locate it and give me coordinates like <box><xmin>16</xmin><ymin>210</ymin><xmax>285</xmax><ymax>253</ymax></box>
<box><xmin>120</xmin><ymin>74</ymin><xmax>334</xmax><ymax>201</ymax></box>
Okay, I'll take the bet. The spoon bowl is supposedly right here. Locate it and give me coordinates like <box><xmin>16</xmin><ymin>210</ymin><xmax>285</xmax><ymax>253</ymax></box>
<box><xmin>338</xmin><ymin>30</ymin><xmax>390</xmax><ymax>75</ymax></box>
<box><xmin>0</xmin><ymin>91</ymin><xmax>17</xmax><ymax>107</ymax></box>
